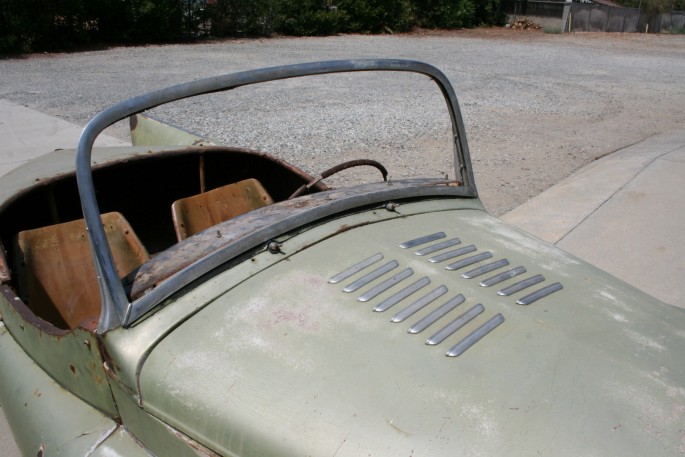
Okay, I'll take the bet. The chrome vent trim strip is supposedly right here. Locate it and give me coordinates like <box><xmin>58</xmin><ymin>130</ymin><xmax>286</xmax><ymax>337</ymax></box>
<box><xmin>329</xmin><ymin>253</ymin><xmax>383</xmax><ymax>284</ymax></box>
<box><xmin>446</xmin><ymin>313</ymin><xmax>505</xmax><ymax>357</ymax></box>
<box><xmin>516</xmin><ymin>282</ymin><xmax>564</xmax><ymax>305</ymax></box>
<box><xmin>445</xmin><ymin>251</ymin><xmax>493</xmax><ymax>271</ymax></box>
<box><xmin>426</xmin><ymin>303</ymin><xmax>484</xmax><ymax>345</ymax></box>
<box><xmin>328</xmin><ymin>252</ymin><xmax>383</xmax><ymax>284</ymax></box>
<box><xmin>498</xmin><ymin>274</ymin><xmax>545</xmax><ymax>296</ymax></box>
<box><xmin>358</xmin><ymin>268</ymin><xmax>414</xmax><ymax>302</ymax></box>
<box><xmin>390</xmin><ymin>285</ymin><xmax>449</xmax><ymax>322</ymax></box>
<box><xmin>479</xmin><ymin>266</ymin><xmax>527</xmax><ymax>287</ymax></box>
<box><xmin>461</xmin><ymin>259</ymin><xmax>510</xmax><ymax>279</ymax></box>
<box><xmin>400</xmin><ymin>232</ymin><xmax>446</xmax><ymax>249</ymax></box>
<box><xmin>373</xmin><ymin>276</ymin><xmax>431</xmax><ymax>312</ymax></box>
<box><xmin>324</xmin><ymin>225</ymin><xmax>571</xmax><ymax>361</ymax></box>
<box><xmin>414</xmin><ymin>238</ymin><xmax>461</xmax><ymax>256</ymax></box>
<box><xmin>429</xmin><ymin>245</ymin><xmax>477</xmax><ymax>263</ymax></box>
<box><xmin>343</xmin><ymin>260</ymin><xmax>398</xmax><ymax>293</ymax></box>
<box><xmin>408</xmin><ymin>294</ymin><xmax>465</xmax><ymax>334</ymax></box>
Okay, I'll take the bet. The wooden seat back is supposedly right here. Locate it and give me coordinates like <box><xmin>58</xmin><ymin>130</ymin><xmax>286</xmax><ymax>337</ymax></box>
<box><xmin>15</xmin><ymin>212</ymin><xmax>149</xmax><ymax>330</ymax></box>
<box><xmin>171</xmin><ymin>178</ymin><xmax>273</xmax><ymax>241</ymax></box>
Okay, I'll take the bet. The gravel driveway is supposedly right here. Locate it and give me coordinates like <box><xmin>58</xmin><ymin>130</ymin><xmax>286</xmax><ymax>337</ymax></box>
<box><xmin>1</xmin><ymin>29</ymin><xmax>684</xmax><ymax>215</ymax></box>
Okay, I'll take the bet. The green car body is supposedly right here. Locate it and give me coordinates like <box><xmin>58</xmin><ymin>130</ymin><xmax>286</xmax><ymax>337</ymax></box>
<box><xmin>1</xmin><ymin>60</ymin><xmax>683</xmax><ymax>456</ymax></box>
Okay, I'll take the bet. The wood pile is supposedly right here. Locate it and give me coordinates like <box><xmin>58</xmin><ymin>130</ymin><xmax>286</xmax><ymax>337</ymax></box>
<box><xmin>508</xmin><ymin>19</ymin><xmax>542</xmax><ymax>30</ymax></box>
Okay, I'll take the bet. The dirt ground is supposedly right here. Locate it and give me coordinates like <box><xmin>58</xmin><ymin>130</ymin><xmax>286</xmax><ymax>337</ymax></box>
<box><xmin>1</xmin><ymin>27</ymin><xmax>684</xmax><ymax>215</ymax></box>
<box><xmin>433</xmin><ymin>29</ymin><xmax>685</xmax><ymax>214</ymax></box>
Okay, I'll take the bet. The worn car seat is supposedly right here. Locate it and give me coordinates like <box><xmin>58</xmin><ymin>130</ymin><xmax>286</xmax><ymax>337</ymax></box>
<box><xmin>171</xmin><ymin>178</ymin><xmax>273</xmax><ymax>241</ymax></box>
<box><xmin>15</xmin><ymin>212</ymin><xmax>149</xmax><ymax>330</ymax></box>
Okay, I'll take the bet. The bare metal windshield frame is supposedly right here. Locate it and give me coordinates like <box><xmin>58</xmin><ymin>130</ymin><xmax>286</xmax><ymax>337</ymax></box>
<box><xmin>75</xmin><ymin>59</ymin><xmax>476</xmax><ymax>332</ymax></box>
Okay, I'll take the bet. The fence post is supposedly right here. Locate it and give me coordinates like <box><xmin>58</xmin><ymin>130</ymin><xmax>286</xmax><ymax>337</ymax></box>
<box><xmin>561</xmin><ymin>0</ymin><xmax>572</xmax><ymax>32</ymax></box>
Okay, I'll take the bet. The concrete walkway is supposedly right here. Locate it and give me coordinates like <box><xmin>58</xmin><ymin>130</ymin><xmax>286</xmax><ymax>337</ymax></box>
<box><xmin>0</xmin><ymin>99</ymin><xmax>128</xmax><ymax>176</ymax></box>
<box><xmin>503</xmin><ymin>130</ymin><xmax>685</xmax><ymax>309</ymax></box>
<box><xmin>0</xmin><ymin>99</ymin><xmax>683</xmax><ymax>455</ymax></box>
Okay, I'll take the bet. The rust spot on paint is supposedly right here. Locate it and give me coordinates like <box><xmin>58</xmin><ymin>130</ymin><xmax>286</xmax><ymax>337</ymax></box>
<box><xmin>129</xmin><ymin>114</ymin><xmax>138</xmax><ymax>131</ymax></box>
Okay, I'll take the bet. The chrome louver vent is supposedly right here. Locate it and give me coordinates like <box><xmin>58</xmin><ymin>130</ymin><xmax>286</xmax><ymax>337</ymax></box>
<box><xmin>402</xmin><ymin>232</ymin><xmax>563</xmax><ymax>305</ymax></box>
<box><xmin>328</xmin><ymin>253</ymin><xmax>505</xmax><ymax>358</ymax></box>
<box><xmin>326</xmin><ymin>231</ymin><xmax>563</xmax><ymax>358</ymax></box>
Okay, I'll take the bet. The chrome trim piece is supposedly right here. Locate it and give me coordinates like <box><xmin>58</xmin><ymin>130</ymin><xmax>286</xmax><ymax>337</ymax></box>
<box><xmin>498</xmin><ymin>274</ymin><xmax>545</xmax><ymax>296</ymax></box>
<box><xmin>479</xmin><ymin>266</ymin><xmax>527</xmax><ymax>287</ymax></box>
<box><xmin>426</xmin><ymin>303</ymin><xmax>484</xmax><ymax>345</ymax></box>
<box><xmin>343</xmin><ymin>260</ymin><xmax>399</xmax><ymax>293</ymax></box>
<box><xmin>414</xmin><ymin>238</ymin><xmax>461</xmax><ymax>256</ymax></box>
<box><xmin>516</xmin><ymin>282</ymin><xmax>564</xmax><ymax>305</ymax></box>
<box><xmin>358</xmin><ymin>268</ymin><xmax>414</xmax><ymax>302</ymax></box>
<box><xmin>328</xmin><ymin>253</ymin><xmax>383</xmax><ymax>284</ymax></box>
<box><xmin>408</xmin><ymin>294</ymin><xmax>465</xmax><ymax>334</ymax></box>
<box><xmin>445</xmin><ymin>251</ymin><xmax>493</xmax><ymax>271</ymax></box>
<box><xmin>428</xmin><ymin>245</ymin><xmax>477</xmax><ymax>263</ymax></box>
<box><xmin>390</xmin><ymin>285</ymin><xmax>449</xmax><ymax>322</ymax></box>
<box><xmin>373</xmin><ymin>277</ymin><xmax>431</xmax><ymax>312</ymax></box>
<box><xmin>446</xmin><ymin>313</ymin><xmax>505</xmax><ymax>357</ymax></box>
<box><xmin>399</xmin><ymin>232</ymin><xmax>446</xmax><ymax>249</ymax></box>
<box><xmin>327</xmin><ymin>250</ymin><xmax>512</xmax><ymax>356</ymax></box>
<box><xmin>461</xmin><ymin>259</ymin><xmax>510</xmax><ymax>279</ymax></box>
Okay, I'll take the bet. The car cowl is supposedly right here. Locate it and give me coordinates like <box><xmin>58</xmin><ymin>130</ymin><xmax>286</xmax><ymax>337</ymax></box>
<box><xmin>135</xmin><ymin>204</ymin><xmax>685</xmax><ymax>456</ymax></box>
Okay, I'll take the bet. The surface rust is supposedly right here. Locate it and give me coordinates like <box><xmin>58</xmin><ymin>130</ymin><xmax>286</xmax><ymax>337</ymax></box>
<box><xmin>129</xmin><ymin>179</ymin><xmax>464</xmax><ymax>299</ymax></box>
<box><xmin>164</xmin><ymin>423</ymin><xmax>221</xmax><ymax>456</ymax></box>
<box><xmin>0</xmin><ymin>241</ymin><xmax>9</xmax><ymax>283</ymax></box>
<box><xmin>1</xmin><ymin>285</ymin><xmax>69</xmax><ymax>337</ymax></box>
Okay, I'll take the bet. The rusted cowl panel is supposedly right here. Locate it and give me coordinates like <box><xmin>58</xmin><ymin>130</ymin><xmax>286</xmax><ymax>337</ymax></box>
<box><xmin>0</xmin><ymin>285</ymin><xmax>117</xmax><ymax>416</ymax></box>
<box><xmin>129</xmin><ymin>179</ymin><xmax>467</xmax><ymax>299</ymax></box>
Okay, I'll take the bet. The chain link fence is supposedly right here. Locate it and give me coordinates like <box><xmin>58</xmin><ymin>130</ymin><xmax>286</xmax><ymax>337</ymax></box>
<box><xmin>504</xmin><ymin>0</ymin><xmax>685</xmax><ymax>33</ymax></box>
<box><xmin>565</xmin><ymin>3</ymin><xmax>685</xmax><ymax>33</ymax></box>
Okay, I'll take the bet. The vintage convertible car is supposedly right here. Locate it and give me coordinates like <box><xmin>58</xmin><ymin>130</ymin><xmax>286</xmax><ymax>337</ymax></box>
<box><xmin>1</xmin><ymin>60</ymin><xmax>683</xmax><ymax>456</ymax></box>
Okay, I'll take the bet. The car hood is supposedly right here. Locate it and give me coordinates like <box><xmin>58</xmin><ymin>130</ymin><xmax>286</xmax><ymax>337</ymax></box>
<box><xmin>138</xmin><ymin>206</ymin><xmax>685</xmax><ymax>456</ymax></box>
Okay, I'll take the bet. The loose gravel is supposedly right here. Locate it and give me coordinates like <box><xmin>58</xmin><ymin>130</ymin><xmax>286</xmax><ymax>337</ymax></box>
<box><xmin>1</xmin><ymin>29</ymin><xmax>684</xmax><ymax>215</ymax></box>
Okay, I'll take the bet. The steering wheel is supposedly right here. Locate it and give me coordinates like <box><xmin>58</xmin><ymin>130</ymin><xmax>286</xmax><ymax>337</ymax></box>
<box><xmin>288</xmin><ymin>159</ymin><xmax>388</xmax><ymax>199</ymax></box>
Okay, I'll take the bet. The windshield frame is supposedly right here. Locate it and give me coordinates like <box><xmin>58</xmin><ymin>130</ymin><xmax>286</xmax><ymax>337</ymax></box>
<box><xmin>75</xmin><ymin>59</ymin><xmax>477</xmax><ymax>332</ymax></box>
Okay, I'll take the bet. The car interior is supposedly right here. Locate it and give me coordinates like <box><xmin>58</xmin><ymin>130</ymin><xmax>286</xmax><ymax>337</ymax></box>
<box><xmin>0</xmin><ymin>147</ymin><xmax>322</xmax><ymax>331</ymax></box>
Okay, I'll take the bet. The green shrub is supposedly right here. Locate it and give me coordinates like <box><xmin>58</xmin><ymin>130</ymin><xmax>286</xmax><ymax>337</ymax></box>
<box><xmin>0</xmin><ymin>0</ymin><xmax>95</xmax><ymax>53</ymax></box>
<box><xmin>0</xmin><ymin>0</ymin><xmax>186</xmax><ymax>53</ymax></box>
<box><xmin>209</xmin><ymin>0</ymin><xmax>277</xmax><ymax>37</ymax></box>
<box><xmin>338</xmin><ymin>0</ymin><xmax>414</xmax><ymax>33</ymax></box>
<box><xmin>473</xmin><ymin>0</ymin><xmax>506</xmax><ymax>26</ymax></box>
<box><xmin>1</xmin><ymin>0</ymin><xmax>513</xmax><ymax>54</ymax></box>
<box><xmin>129</xmin><ymin>0</ymin><xmax>183</xmax><ymax>42</ymax></box>
<box><xmin>274</xmin><ymin>0</ymin><xmax>347</xmax><ymax>36</ymax></box>
<box><xmin>414</xmin><ymin>0</ymin><xmax>475</xmax><ymax>28</ymax></box>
